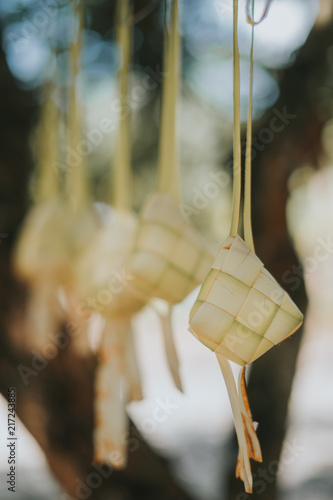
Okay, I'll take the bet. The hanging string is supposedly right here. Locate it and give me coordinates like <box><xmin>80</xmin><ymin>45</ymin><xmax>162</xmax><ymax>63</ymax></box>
<box><xmin>35</xmin><ymin>81</ymin><xmax>59</xmax><ymax>203</ymax></box>
<box><xmin>229</xmin><ymin>0</ymin><xmax>242</xmax><ymax>238</ymax></box>
<box><xmin>216</xmin><ymin>353</ymin><xmax>253</xmax><ymax>492</ymax></box>
<box><xmin>244</xmin><ymin>0</ymin><xmax>272</xmax><ymax>249</ymax></box>
<box><xmin>243</xmin><ymin>0</ymin><xmax>255</xmax><ymax>252</ymax></box>
<box><xmin>66</xmin><ymin>0</ymin><xmax>90</xmax><ymax>210</ymax></box>
<box><xmin>246</xmin><ymin>0</ymin><xmax>273</xmax><ymax>25</ymax></box>
<box><xmin>111</xmin><ymin>0</ymin><xmax>133</xmax><ymax>211</ymax></box>
<box><xmin>35</xmin><ymin>5</ymin><xmax>62</xmax><ymax>205</ymax></box>
<box><xmin>157</xmin><ymin>0</ymin><xmax>180</xmax><ymax>202</ymax></box>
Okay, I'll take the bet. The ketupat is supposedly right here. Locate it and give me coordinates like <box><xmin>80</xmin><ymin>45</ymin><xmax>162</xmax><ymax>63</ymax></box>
<box><xmin>13</xmin><ymin>0</ymin><xmax>100</xmax><ymax>354</ymax></box>
<box><xmin>12</xmin><ymin>87</ymin><xmax>69</xmax><ymax>349</ymax></box>
<box><xmin>189</xmin><ymin>234</ymin><xmax>303</xmax><ymax>366</ymax></box>
<box><xmin>127</xmin><ymin>1</ymin><xmax>213</xmax><ymax>387</ymax></box>
<box><xmin>72</xmin><ymin>0</ymin><xmax>147</xmax><ymax>469</ymax></box>
<box><xmin>87</xmin><ymin>0</ymin><xmax>201</xmax><ymax>464</ymax></box>
<box><xmin>84</xmin><ymin>211</ymin><xmax>145</xmax><ymax>468</ymax></box>
<box><xmin>126</xmin><ymin>0</ymin><xmax>214</xmax><ymax>400</ymax></box>
<box><xmin>128</xmin><ymin>0</ymin><xmax>213</xmax><ymax>305</ymax></box>
<box><xmin>129</xmin><ymin>192</ymin><xmax>212</xmax><ymax>304</ymax></box>
<box><xmin>75</xmin><ymin>210</ymin><xmax>146</xmax><ymax>317</ymax></box>
<box><xmin>188</xmin><ymin>0</ymin><xmax>303</xmax><ymax>493</ymax></box>
<box><xmin>46</xmin><ymin>0</ymin><xmax>107</xmax><ymax>356</ymax></box>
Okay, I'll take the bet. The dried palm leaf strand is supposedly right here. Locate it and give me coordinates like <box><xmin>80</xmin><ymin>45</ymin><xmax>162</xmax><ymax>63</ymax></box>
<box><xmin>237</xmin><ymin>367</ymin><xmax>261</xmax><ymax>464</ymax></box>
<box><xmin>62</xmin><ymin>0</ymin><xmax>99</xmax><ymax>262</ymax></box>
<box><xmin>229</xmin><ymin>0</ymin><xmax>241</xmax><ymax>240</ymax></box>
<box><xmin>111</xmin><ymin>0</ymin><xmax>133</xmax><ymax>213</ymax></box>
<box><xmin>125</xmin><ymin>322</ymin><xmax>143</xmax><ymax>402</ymax></box>
<box><xmin>65</xmin><ymin>0</ymin><xmax>90</xmax><ymax>212</ymax></box>
<box><xmin>216</xmin><ymin>354</ymin><xmax>253</xmax><ymax>492</ymax></box>
<box><xmin>59</xmin><ymin>0</ymin><xmax>102</xmax><ymax>354</ymax></box>
<box><xmin>94</xmin><ymin>317</ymin><xmax>132</xmax><ymax>468</ymax></box>
<box><xmin>243</xmin><ymin>0</ymin><xmax>254</xmax><ymax>253</ymax></box>
<box><xmin>157</xmin><ymin>0</ymin><xmax>180</xmax><ymax>203</ymax></box>
<box><xmin>152</xmin><ymin>300</ymin><xmax>182</xmax><ymax>391</ymax></box>
<box><xmin>34</xmin><ymin>82</ymin><xmax>59</xmax><ymax>204</ymax></box>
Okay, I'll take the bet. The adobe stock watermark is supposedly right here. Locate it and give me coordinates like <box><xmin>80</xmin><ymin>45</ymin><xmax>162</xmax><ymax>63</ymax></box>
<box><xmin>180</xmin><ymin>170</ymin><xmax>230</xmax><ymax>222</ymax></box>
<box><xmin>60</xmin><ymin>398</ymin><xmax>179</xmax><ymax>499</ymax></box>
<box><xmin>282</xmin><ymin>234</ymin><xmax>333</xmax><ymax>292</ymax></box>
<box><xmin>242</xmin><ymin>107</ymin><xmax>296</xmax><ymax>160</ymax></box>
<box><xmin>61</xmin><ymin>462</ymin><xmax>113</xmax><ymax>500</ymax></box>
<box><xmin>223</xmin><ymin>288</ymin><xmax>283</xmax><ymax>355</ymax></box>
<box><xmin>52</xmin><ymin>64</ymin><xmax>165</xmax><ymax>178</ymax></box>
<box><xmin>138</xmin><ymin>397</ymin><xmax>179</xmax><ymax>435</ymax></box>
<box><xmin>213</xmin><ymin>0</ymin><xmax>233</xmax><ymax>16</ymax></box>
<box><xmin>180</xmin><ymin>107</ymin><xmax>296</xmax><ymax>222</ymax></box>
<box><xmin>17</xmin><ymin>321</ymin><xmax>82</xmax><ymax>386</ymax></box>
<box><xmin>3</xmin><ymin>0</ymin><xmax>72</xmax><ymax>54</ymax></box>
<box><xmin>17</xmin><ymin>266</ymin><xmax>133</xmax><ymax>385</ymax></box>
<box><xmin>75</xmin><ymin>266</ymin><xmax>134</xmax><ymax>318</ymax></box>
<box><xmin>236</xmin><ymin>439</ymin><xmax>306</xmax><ymax>499</ymax></box>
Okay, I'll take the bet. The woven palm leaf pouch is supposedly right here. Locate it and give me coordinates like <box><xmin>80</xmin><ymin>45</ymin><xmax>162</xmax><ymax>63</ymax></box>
<box><xmin>128</xmin><ymin>0</ymin><xmax>212</xmax><ymax>305</ymax></box>
<box><xmin>73</xmin><ymin>0</ymin><xmax>148</xmax><ymax>468</ymax></box>
<box><xmin>127</xmin><ymin>0</ymin><xmax>213</xmax><ymax>394</ymax></box>
<box><xmin>12</xmin><ymin>49</ymin><xmax>82</xmax><ymax>350</ymax></box>
<box><xmin>188</xmin><ymin>0</ymin><xmax>303</xmax><ymax>493</ymax></box>
<box><xmin>75</xmin><ymin>0</ymin><xmax>147</xmax><ymax>319</ymax></box>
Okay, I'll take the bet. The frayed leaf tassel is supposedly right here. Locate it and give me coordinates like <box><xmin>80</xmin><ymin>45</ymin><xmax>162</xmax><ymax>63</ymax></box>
<box><xmin>94</xmin><ymin>318</ymin><xmax>132</xmax><ymax>468</ymax></box>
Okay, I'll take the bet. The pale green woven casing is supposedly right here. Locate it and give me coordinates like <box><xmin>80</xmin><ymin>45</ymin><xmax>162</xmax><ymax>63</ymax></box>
<box><xmin>14</xmin><ymin>198</ymin><xmax>99</xmax><ymax>286</ymax></box>
<box><xmin>189</xmin><ymin>235</ymin><xmax>303</xmax><ymax>366</ymax></box>
<box><xmin>128</xmin><ymin>192</ymin><xmax>213</xmax><ymax>304</ymax></box>
<box><xmin>75</xmin><ymin>211</ymin><xmax>147</xmax><ymax>316</ymax></box>
<box><xmin>14</xmin><ymin>199</ymin><xmax>67</xmax><ymax>280</ymax></box>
